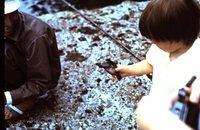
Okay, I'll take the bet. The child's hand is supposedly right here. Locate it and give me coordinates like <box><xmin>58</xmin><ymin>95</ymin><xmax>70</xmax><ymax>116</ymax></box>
<box><xmin>110</xmin><ymin>65</ymin><xmax>130</xmax><ymax>81</ymax></box>
<box><xmin>115</xmin><ymin>65</ymin><xmax>133</xmax><ymax>77</ymax></box>
<box><xmin>115</xmin><ymin>60</ymin><xmax>153</xmax><ymax>78</ymax></box>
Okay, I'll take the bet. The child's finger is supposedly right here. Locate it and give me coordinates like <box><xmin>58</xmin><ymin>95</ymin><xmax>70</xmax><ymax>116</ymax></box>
<box><xmin>115</xmin><ymin>64</ymin><xmax>124</xmax><ymax>71</ymax></box>
<box><xmin>111</xmin><ymin>75</ymin><xmax>118</xmax><ymax>81</ymax></box>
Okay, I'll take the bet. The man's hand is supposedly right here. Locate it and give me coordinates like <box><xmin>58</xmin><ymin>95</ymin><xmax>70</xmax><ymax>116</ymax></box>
<box><xmin>4</xmin><ymin>107</ymin><xmax>12</xmax><ymax>120</ymax></box>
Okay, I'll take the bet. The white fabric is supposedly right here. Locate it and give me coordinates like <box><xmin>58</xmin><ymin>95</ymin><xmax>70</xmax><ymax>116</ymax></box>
<box><xmin>4</xmin><ymin>91</ymin><xmax>12</xmax><ymax>104</ymax></box>
<box><xmin>146</xmin><ymin>38</ymin><xmax>200</xmax><ymax>102</ymax></box>
<box><xmin>8</xmin><ymin>104</ymin><xmax>23</xmax><ymax>115</ymax></box>
<box><xmin>4</xmin><ymin>0</ymin><xmax>20</xmax><ymax>14</ymax></box>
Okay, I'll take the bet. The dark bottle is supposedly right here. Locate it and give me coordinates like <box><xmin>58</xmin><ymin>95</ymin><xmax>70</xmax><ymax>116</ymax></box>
<box><xmin>171</xmin><ymin>76</ymin><xmax>200</xmax><ymax>130</ymax></box>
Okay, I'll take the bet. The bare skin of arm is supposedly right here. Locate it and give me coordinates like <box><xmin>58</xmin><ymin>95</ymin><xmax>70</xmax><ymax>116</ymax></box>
<box><xmin>115</xmin><ymin>59</ymin><xmax>153</xmax><ymax>77</ymax></box>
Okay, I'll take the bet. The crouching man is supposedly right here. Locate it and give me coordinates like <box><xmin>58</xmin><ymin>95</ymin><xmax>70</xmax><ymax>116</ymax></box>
<box><xmin>4</xmin><ymin>0</ymin><xmax>61</xmax><ymax>120</ymax></box>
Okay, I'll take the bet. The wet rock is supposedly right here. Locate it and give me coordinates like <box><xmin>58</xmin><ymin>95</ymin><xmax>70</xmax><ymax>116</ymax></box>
<box><xmin>94</xmin><ymin>21</ymin><xmax>104</xmax><ymax>25</ymax></box>
<box><xmin>78</xmin><ymin>36</ymin><xmax>87</xmax><ymax>41</ymax></box>
<box><xmin>70</xmin><ymin>0</ymin><xmax>125</xmax><ymax>9</ymax></box>
<box><xmin>9</xmin><ymin>1</ymin><xmax>154</xmax><ymax>130</ymax></box>
<box><xmin>65</xmin><ymin>51</ymin><xmax>87</xmax><ymax>62</ymax></box>
<box><xmin>92</xmin><ymin>36</ymin><xmax>101</xmax><ymax>41</ymax></box>
<box><xmin>97</xmin><ymin>105</ymin><xmax>104</xmax><ymax>116</ymax></box>
<box><xmin>77</xmin><ymin>26</ymin><xmax>99</xmax><ymax>35</ymax></box>
<box><xmin>121</xmin><ymin>14</ymin><xmax>130</xmax><ymax>20</ymax></box>
<box><xmin>53</xmin><ymin>28</ymin><xmax>62</xmax><ymax>32</ymax></box>
<box><xmin>85</xmin><ymin>109</ymin><xmax>92</xmax><ymax>114</ymax></box>
<box><xmin>76</xmin><ymin>96</ymin><xmax>84</xmax><ymax>102</ymax></box>
<box><xmin>117</xmin><ymin>33</ymin><xmax>125</xmax><ymax>37</ymax></box>
<box><xmin>69</xmin><ymin>26</ymin><xmax>78</xmax><ymax>31</ymax></box>
<box><xmin>23</xmin><ymin>121</ymin><xmax>34</xmax><ymax>128</ymax></box>
<box><xmin>96</xmin><ymin>78</ymin><xmax>102</xmax><ymax>83</ymax></box>
<box><xmin>111</xmin><ymin>22</ymin><xmax>126</xmax><ymax>30</ymax></box>
<box><xmin>80</xmin><ymin>88</ymin><xmax>88</xmax><ymax>95</ymax></box>
<box><xmin>58</xmin><ymin>49</ymin><xmax>65</xmax><ymax>56</ymax></box>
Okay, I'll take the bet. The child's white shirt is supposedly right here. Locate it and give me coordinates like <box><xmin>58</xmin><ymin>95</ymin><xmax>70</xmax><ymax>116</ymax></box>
<box><xmin>146</xmin><ymin>38</ymin><xmax>200</xmax><ymax>102</ymax></box>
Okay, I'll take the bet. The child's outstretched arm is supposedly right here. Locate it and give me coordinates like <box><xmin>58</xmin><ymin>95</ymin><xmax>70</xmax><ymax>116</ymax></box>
<box><xmin>115</xmin><ymin>59</ymin><xmax>153</xmax><ymax>77</ymax></box>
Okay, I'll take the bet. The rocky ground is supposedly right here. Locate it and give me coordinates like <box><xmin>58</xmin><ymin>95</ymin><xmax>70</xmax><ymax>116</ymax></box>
<box><xmin>6</xmin><ymin>0</ymin><xmax>153</xmax><ymax>129</ymax></box>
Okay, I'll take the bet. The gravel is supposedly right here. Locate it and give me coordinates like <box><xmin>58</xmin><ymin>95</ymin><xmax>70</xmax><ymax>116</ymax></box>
<box><xmin>6</xmin><ymin>1</ymin><xmax>153</xmax><ymax>130</ymax></box>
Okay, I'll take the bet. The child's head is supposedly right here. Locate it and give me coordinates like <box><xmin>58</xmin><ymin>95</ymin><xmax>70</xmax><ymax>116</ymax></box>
<box><xmin>139</xmin><ymin>0</ymin><xmax>200</xmax><ymax>46</ymax></box>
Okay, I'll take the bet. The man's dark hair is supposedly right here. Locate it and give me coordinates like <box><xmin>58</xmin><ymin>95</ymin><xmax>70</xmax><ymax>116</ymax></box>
<box><xmin>139</xmin><ymin>0</ymin><xmax>200</xmax><ymax>45</ymax></box>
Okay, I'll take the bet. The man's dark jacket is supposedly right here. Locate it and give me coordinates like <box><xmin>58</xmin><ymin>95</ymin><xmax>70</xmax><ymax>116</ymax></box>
<box><xmin>5</xmin><ymin>12</ymin><xmax>61</xmax><ymax>105</ymax></box>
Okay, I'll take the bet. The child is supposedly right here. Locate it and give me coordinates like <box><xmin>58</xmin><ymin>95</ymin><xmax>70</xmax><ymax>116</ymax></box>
<box><xmin>115</xmin><ymin>0</ymin><xmax>200</xmax><ymax>129</ymax></box>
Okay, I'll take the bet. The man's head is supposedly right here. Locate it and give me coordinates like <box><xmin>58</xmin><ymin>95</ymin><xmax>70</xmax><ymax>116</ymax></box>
<box><xmin>139</xmin><ymin>0</ymin><xmax>200</xmax><ymax>46</ymax></box>
<box><xmin>4</xmin><ymin>0</ymin><xmax>20</xmax><ymax>37</ymax></box>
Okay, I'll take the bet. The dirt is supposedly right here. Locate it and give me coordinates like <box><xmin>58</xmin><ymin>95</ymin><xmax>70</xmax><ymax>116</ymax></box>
<box><xmin>6</xmin><ymin>0</ymin><xmax>153</xmax><ymax>130</ymax></box>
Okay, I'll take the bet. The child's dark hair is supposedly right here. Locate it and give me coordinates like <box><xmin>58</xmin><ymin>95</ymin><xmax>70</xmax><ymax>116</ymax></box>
<box><xmin>139</xmin><ymin>0</ymin><xmax>200</xmax><ymax>45</ymax></box>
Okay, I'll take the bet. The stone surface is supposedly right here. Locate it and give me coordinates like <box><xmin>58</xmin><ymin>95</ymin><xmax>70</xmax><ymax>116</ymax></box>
<box><xmin>7</xmin><ymin>1</ymin><xmax>153</xmax><ymax>130</ymax></box>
